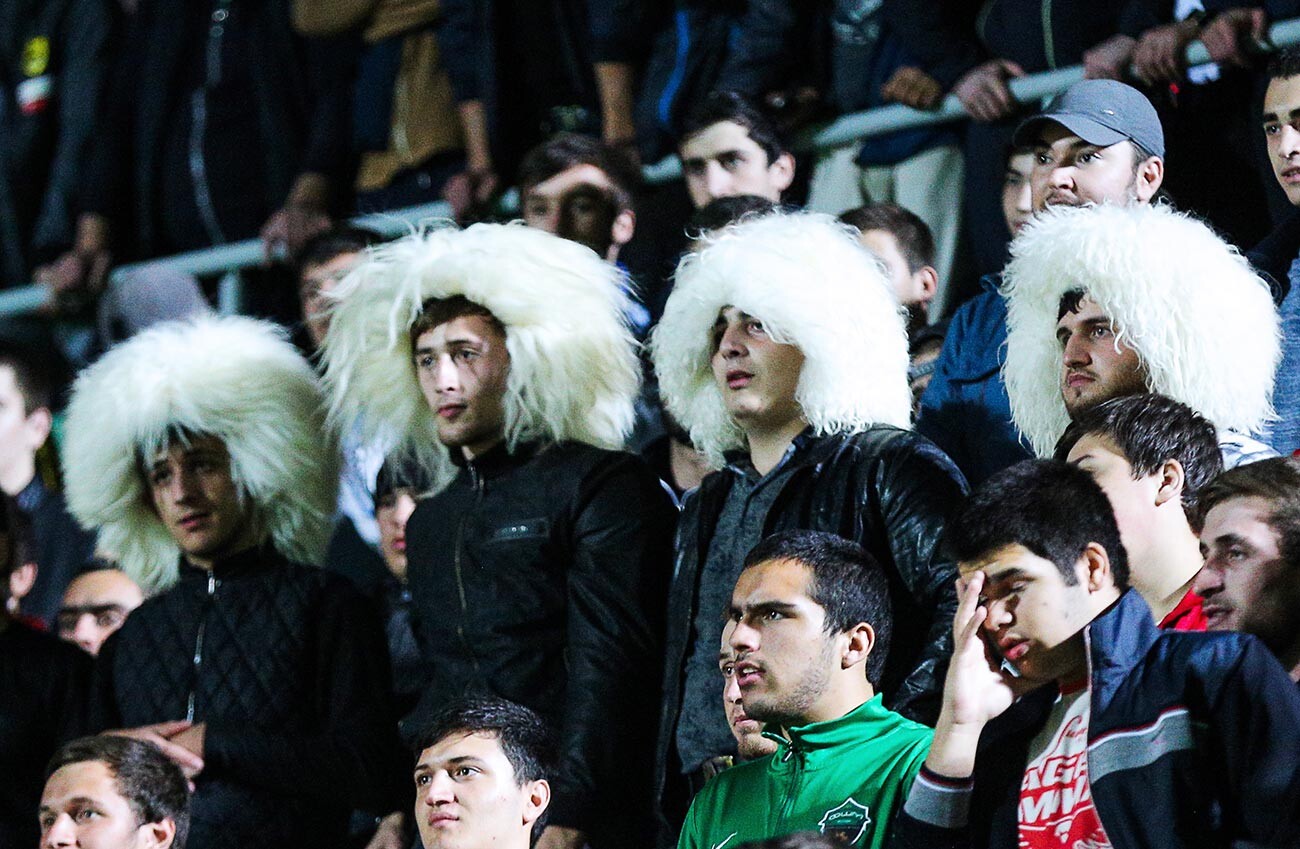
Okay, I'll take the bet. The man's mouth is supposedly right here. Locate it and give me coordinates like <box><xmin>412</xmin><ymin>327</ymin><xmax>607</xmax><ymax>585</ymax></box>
<box><xmin>393</xmin><ymin>537</ymin><xmax>407</xmax><ymax>553</ymax></box>
<box><xmin>178</xmin><ymin>513</ymin><xmax>209</xmax><ymax>532</ymax></box>
<box><xmin>1064</xmin><ymin>371</ymin><xmax>1094</xmax><ymax>389</ymax></box>
<box><xmin>437</xmin><ymin>403</ymin><xmax>466</xmax><ymax>420</ymax></box>
<box><xmin>426</xmin><ymin>812</ymin><xmax>459</xmax><ymax>827</ymax></box>
<box><xmin>1200</xmin><ymin>604</ymin><xmax>1231</xmax><ymax>628</ymax></box>
<box><xmin>998</xmin><ymin>638</ymin><xmax>1030</xmax><ymax>662</ymax></box>
<box><xmin>735</xmin><ymin>661</ymin><xmax>763</xmax><ymax>688</ymax></box>
<box><xmin>726</xmin><ymin>370</ymin><xmax>753</xmax><ymax>390</ymax></box>
<box><xmin>1281</xmin><ymin>166</ymin><xmax>1300</xmax><ymax>182</ymax></box>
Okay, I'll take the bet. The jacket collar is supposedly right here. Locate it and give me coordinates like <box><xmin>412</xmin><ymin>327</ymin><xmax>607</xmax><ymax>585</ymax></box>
<box><xmin>1084</xmin><ymin>589</ymin><xmax>1159</xmax><ymax>712</ymax></box>
<box><xmin>177</xmin><ymin>544</ymin><xmax>283</xmax><ymax>583</ymax></box>
<box><xmin>14</xmin><ymin>474</ymin><xmax>46</xmax><ymax>513</ymax></box>
<box><xmin>767</xmin><ymin>695</ymin><xmax>894</xmax><ymax>769</ymax></box>
<box><xmin>449</xmin><ymin>439</ymin><xmax>544</xmax><ymax>481</ymax></box>
<box><xmin>720</xmin><ymin>426</ymin><xmax>818</xmax><ymax>476</ymax></box>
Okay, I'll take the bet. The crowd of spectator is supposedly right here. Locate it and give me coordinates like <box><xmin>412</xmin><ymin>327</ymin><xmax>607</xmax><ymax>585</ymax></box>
<box><xmin>7</xmin><ymin>2</ymin><xmax>1300</xmax><ymax>849</ymax></box>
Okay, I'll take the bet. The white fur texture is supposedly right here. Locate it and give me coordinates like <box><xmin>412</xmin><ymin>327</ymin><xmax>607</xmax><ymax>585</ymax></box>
<box><xmin>650</xmin><ymin>211</ymin><xmax>912</xmax><ymax>466</ymax></box>
<box><xmin>1003</xmin><ymin>203</ymin><xmax>1281</xmax><ymax>456</ymax></box>
<box><xmin>61</xmin><ymin>316</ymin><xmax>340</xmax><ymax>592</ymax></box>
<box><xmin>322</xmin><ymin>221</ymin><xmax>640</xmax><ymax>491</ymax></box>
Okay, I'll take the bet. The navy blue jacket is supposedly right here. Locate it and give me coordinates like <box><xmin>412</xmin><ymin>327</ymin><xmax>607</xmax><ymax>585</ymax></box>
<box><xmin>916</xmin><ymin>276</ymin><xmax>1031</xmax><ymax>485</ymax></box>
<box><xmin>898</xmin><ymin>590</ymin><xmax>1300</xmax><ymax>848</ymax></box>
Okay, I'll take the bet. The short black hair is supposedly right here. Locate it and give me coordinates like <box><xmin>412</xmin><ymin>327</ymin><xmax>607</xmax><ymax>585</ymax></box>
<box><xmin>1</xmin><ymin>493</ymin><xmax>33</xmax><ymax>594</ymax></box>
<box><xmin>742</xmin><ymin>530</ymin><xmax>892</xmax><ymax>685</ymax></box>
<box><xmin>374</xmin><ymin>454</ymin><xmax>435</xmax><ymax>506</ymax></box>
<box><xmin>518</xmin><ymin>132</ymin><xmax>641</xmax><ymax>212</ymax></box>
<box><xmin>688</xmin><ymin>195</ymin><xmax>782</xmax><ymax>238</ymax></box>
<box><xmin>0</xmin><ymin>341</ymin><xmax>54</xmax><ymax>412</ymax></box>
<box><xmin>1199</xmin><ymin>457</ymin><xmax>1300</xmax><ymax>568</ymax></box>
<box><xmin>945</xmin><ymin>460</ymin><xmax>1130</xmax><ymax>589</ymax></box>
<box><xmin>1268</xmin><ymin>45</ymin><xmax>1300</xmax><ymax>79</ymax></box>
<box><xmin>294</xmin><ymin>225</ymin><xmax>383</xmax><ymax>280</ymax></box>
<box><xmin>681</xmin><ymin>91</ymin><xmax>788</xmax><ymax>164</ymax></box>
<box><xmin>839</xmin><ymin>203</ymin><xmax>936</xmax><ymax>271</ymax></box>
<box><xmin>47</xmin><ymin>736</ymin><xmax>191</xmax><ymax>849</ymax></box>
<box><xmin>1054</xmin><ymin>394</ymin><xmax>1223</xmax><ymax>526</ymax></box>
<box><xmin>1057</xmin><ymin>288</ymin><xmax>1088</xmax><ymax>322</ymax></box>
<box><xmin>415</xmin><ymin>697</ymin><xmax>556</xmax><ymax>835</ymax></box>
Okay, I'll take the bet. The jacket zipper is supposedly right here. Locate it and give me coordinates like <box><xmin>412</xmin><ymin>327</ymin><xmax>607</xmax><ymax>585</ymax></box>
<box><xmin>186</xmin><ymin>571</ymin><xmax>218</xmax><ymax>722</ymax></box>
<box><xmin>453</xmin><ymin>464</ymin><xmax>486</xmax><ymax>681</ymax></box>
<box><xmin>778</xmin><ymin>743</ymin><xmax>804</xmax><ymax>826</ymax></box>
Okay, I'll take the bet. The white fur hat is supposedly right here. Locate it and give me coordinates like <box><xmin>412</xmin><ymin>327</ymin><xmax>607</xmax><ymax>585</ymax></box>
<box><xmin>322</xmin><ymin>221</ymin><xmax>640</xmax><ymax>491</ymax></box>
<box><xmin>1003</xmin><ymin>203</ymin><xmax>1280</xmax><ymax>457</ymax></box>
<box><xmin>650</xmin><ymin>211</ymin><xmax>912</xmax><ymax>467</ymax></box>
<box><xmin>61</xmin><ymin>316</ymin><xmax>340</xmax><ymax>592</ymax></box>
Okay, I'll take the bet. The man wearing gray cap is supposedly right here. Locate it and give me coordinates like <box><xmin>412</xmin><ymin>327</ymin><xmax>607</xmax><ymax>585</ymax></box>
<box><xmin>918</xmin><ymin>79</ymin><xmax>1165</xmax><ymax>485</ymax></box>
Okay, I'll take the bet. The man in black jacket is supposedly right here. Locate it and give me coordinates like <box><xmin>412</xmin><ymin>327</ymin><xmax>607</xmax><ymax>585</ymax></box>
<box><xmin>324</xmin><ymin>223</ymin><xmax>676</xmax><ymax>849</ymax></box>
<box><xmin>61</xmin><ymin>315</ymin><xmax>405</xmax><ymax>849</ymax></box>
<box><xmin>648</xmin><ymin>211</ymin><xmax>966</xmax><ymax>830</ymax></box>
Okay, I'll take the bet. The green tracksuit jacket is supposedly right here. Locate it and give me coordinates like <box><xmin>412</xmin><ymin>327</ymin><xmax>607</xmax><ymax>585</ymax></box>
<box><xmin>677</xmin><ymin>696</ymin><xmax>932</xmax><ymax>849</ymax></box>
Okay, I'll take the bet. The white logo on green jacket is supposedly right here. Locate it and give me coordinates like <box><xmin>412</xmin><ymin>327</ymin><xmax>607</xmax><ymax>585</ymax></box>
<box><xmin>818</xmin><ymin>797</ymin><xmax>872</xmax><ymax>845</ymax></box>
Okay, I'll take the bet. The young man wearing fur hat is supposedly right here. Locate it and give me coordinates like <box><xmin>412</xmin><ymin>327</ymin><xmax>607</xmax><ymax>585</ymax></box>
<box><xmin>1002</xmin><ymin>202</ymin><xmax>1281</xmax><ymax>469</ymax></box>
<box><xmin>323</xmin><ymin>223</ymin><xmax>676</xmax><ymax>849</ymax></box>
<box><xmin>649</xmin><ymin>211</ymin><xmax>967</xmax><ymax>827</ymax></box>
<box><xmin>62</xmin><ymin>316</ymin><xmax>405</xmax><ymax>849</ymax></box>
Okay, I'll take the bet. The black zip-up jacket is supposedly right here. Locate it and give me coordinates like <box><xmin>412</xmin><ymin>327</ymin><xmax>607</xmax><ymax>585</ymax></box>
<box><xmin>90</xmin><ymin>546</ymin><xmax>405</xmax><ymax>849</ymax></box>
<box><xmin>656</xmin><ymin>427</ymin><xmax>967</xmax><ymax>831</ymax></box>
<box><xmin>897</xmin><ymin>589</ymin><xmax>1300</xmax><ymax>848</ymax></box>
<box><xmin>404</xmin><ymin>440</ymin><xmax>676</xmax><ymax>849</ymax></box>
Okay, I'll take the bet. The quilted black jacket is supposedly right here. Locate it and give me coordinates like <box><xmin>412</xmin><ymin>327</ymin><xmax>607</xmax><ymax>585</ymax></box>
<box><xmin>404</xmin><ymin>440</ymin><xmax>677</xmax><ymax>849</ymax></box>
<box><xmin>90</xmin><ymin>546</ymin><xmax>405</xmax><ymax>849</ymax></box>
<box><xmin>656</xmin><ymin>426</ymin><xmax>967</xmax><ymax>833</ymax></box>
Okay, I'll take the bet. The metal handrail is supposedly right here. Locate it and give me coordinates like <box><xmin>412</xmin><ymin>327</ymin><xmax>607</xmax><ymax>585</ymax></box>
<box><xmin>5</xmin><ymin>16</ymin><xmax>1300</xmax><ymax>319</ymax></box>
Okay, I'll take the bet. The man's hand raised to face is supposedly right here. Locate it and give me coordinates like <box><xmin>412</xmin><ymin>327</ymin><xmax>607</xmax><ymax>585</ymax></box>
<box><xmin>106</xmin><ymin>720</ymin><xmax>205</xmax><ymax>779</ymax></box>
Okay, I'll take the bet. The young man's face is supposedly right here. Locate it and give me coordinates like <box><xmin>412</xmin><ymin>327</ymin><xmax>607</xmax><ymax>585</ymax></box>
<box><xmin>40</xmin><ymin>760</ymin><xmax>174</xmax><ymax>849</ymax></box>
<box><xmin>146</xmin><ymin>435</ymin><xmax>256</xmax><ymax>570</ymax></box>
<box><xmin>726</xmin><ymin>558</ymin><xmax>844</xmax><ymax>727</ymax></box>
<box><xmin>1196</xmin><ymin>496</ymin><xmax>1300</xmax><ymax>647</ymax></box>
<box><xmin>57</xmin><ymin>570</ymin><xmax>144</xmax><ymax>657</ymax></box>
<box><xmin>415</xmin><ymin>314</ymin><xmax>510</xmax><ymax>460</ymax></box>
<box><xmin>376</xmin><ymin>488</ymin><xmax>418</xmax><ymax>581</ymax></box>
<box><xmin>299</xmin><ymin>251</ymin><xmax>361</xmax><ymax>350</ymax></box>
<box><xmin>857</xmin><ymin>229</ymin><xmax>935</xmax><ymax>311</ymax></box>
<box><xmin>1056</xmin><ymin>296</ymin><xmax>1147</xmax><ymax>418</ymax></box>
<box><xmin>1262</xmin><ymin>74</ymin><xmax>1300</xmax><ymax>207</ymax></box>
<box><xmin>521</xmin><ymin>164</ymin><xmax>632</xmax><ymax>261</ymax></box>
<box><xmin>711</xmin><ymin>307</ymin><xmax>805</xmax><ymax>435</ymax></box>
<box><xmin>1002</xmin><ymin>150</ymin><xmax>1036</xmax><ymax>236</ymax></box>
<box><xmin>960</xmin><ymin>544</ymin><xmax>1102</xmax><ymax>685</ymax></box>
<box><xmin>1031</xmin><ymin>123</ymin><xmax>1159</xmax><ymax>212</ymax></box>
<box><xmin>719</xmin><ymin>621</ymin><xmax>779</xmax><ymax>761</ymax></box>
<box><xmin>1066</xmin><ymin>433</ymin><xmax>1161</xmax><ymax>571</ymax></box>
<box><xmin>680</xmin><ymin>121</ymin><xmax>793</xmax><ymax>209</ymax></box>
<box><xmin>0</xmin><ymin>364</ymin><xmax>49</xmax><ymax>485</ymax></box>
<box><xmin>413</xmin><ymin>730</ymin><xmax>547</xmax><ymax>849</ymax></box>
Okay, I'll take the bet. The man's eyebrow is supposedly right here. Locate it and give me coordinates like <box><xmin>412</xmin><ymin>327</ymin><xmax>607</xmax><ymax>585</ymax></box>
<box><xmin>1263</xmin><ymin>108</ymin><xmax>1300</xmax><ymax>123</ymax></box>
<box><xmin>982</xmin><ymin>566</ymin><xmax>1029</xmax><ymax>584</ymax></box>
<box><xmin>727</xmin><ymin>600</ymin><xmax>798</xmax><ymax>620</ymax></box>
<box><xmin>1210</xmin><ymin>532</ymin><xmax>1251</xmax><ymax>550</ymax></box>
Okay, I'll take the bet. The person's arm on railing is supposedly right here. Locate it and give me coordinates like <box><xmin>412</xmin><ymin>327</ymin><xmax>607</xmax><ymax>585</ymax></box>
<box><xmin>715</xmin><ymin>0</ymin><xmax>800</xmax><ymax>100</ymax></box>
<box><xmin>589</xmin><ymin>0</ymin><xmax>647</xmax><ymax>156</ymax></box>
<box><xmin>881</xmin><ymin>0</ymin><xmax>987</xmax><ymax>92</ymax></box>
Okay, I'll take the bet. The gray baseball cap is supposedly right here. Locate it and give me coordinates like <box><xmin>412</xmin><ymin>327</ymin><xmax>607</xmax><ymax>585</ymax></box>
<box><xmin>1013</xmin><ymin>79</ymin><xmax>1165</xmax><ymax>158</ymax></box>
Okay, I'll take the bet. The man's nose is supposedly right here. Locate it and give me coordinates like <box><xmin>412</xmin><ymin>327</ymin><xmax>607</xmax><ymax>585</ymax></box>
<box><xmin>705</xmin><ymin>163</ymin><xmax>732</xmax><ymax>200</ymax></box>
<box><xmin>1062</xmin><ymin>332</ymin><xmax>1090</xmax><ymax>366</ymax></box>
<box><xmin>73</xmin><ymin>614</ymin><xmax>100</xmax><ymax>653</ymax></box>
<box><xmin>42</xmin><ymin>813</ymin><xmax>76</xmax><ymax>848</ymax></box>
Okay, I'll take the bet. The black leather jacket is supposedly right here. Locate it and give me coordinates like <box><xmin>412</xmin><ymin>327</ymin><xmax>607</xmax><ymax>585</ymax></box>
<box><xmin>90</xmin><ymin>547</ymin><xmax>405</xmax><ymax>849</ymax></box>
<box><xmin>404</xmin><ymin>440</ymin><xmax>677</xmax><ymax>849</ymax></box>
<box><xmin>656</xmin><ymin>427</ymin><xmax>967</xmax><ymax>830</ymax></box>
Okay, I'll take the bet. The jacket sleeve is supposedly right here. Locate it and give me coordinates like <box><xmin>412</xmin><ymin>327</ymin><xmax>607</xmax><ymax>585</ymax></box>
<box><xmin>550</xmin><ymin>453</ymin><xmax>676</xmax><ymax>846</ymax></box>
<box><xmin>1203</xmin><ymin>638</ymin><xmax>1300</xmax><ymax>844</ymax></box>
<box><xmin>916</xmin><ymin>301</ymin><xmax>978</xmax><ymax>467</ymax></box>
<box><xmin>434</xmin><ymin>0</ymin><xmax>482</xmax><ymax>103</ymax></box>
<box><xmin>297</xmin><ymin>30</ymin><xmax>357</xmax><ymax>184</ymax></box>
<box><xmin>588</xmin><ymin>0</ymin><xmax>649</xmax><ymax>63</ymax></box>
<box><xmin>32</xmin><ymin>0</ymin><xmax>110</xmax><ymax>258</ymax></box>
<box><xmin>867</xmin><ymin>437</ymin><xmax>967</xmax><ymax>724</ymax></box>
<box><xmin>891</xmin><ymin>767</ymin><xmax>973</xmax><ymax>849</ymax></box>
<box><xmin>715</xmin><ymin>0</ymin><xmax>799</xmax><ymax>97</ymax></box>
<box><xmin>880</xmin><ymin>0</ymin><xmax>985</xmax><ymax>89</ymax></box>
<box><xmin>202</xmin><ymin>580</ymin><xmax>408</xmax><ymax>813</ymax></box>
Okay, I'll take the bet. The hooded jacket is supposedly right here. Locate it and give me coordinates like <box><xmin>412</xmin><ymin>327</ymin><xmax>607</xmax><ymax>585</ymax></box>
<box><xmin>896</xmin><ymin>590</ymin><xmax>1300</xmax><ymax>849</ymax></box>
<box><xmin>1002</xmin><ymin>204</ymin><xmax>1281</xmax><ymax>458</ymax></box>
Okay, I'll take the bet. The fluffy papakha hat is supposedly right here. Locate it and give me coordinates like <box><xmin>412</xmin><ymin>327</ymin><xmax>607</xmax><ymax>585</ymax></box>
<box><xmin>61</xmin><ymin>316</ymin><xmax>339</xmax><ymax>592</ymax></box>
<box><xmin>650</xmin><ymin>211</ymin><xmax>912</xmax><ymax>467</ymax></box>
<box><xmin>1003</xmin><ymin>203</ymin><xmax>1280</xmax><ymax>457</ymax></box>
<box><xmin>322</xmin><ymin>221</ymin><xmax>640</xmax><ymax>492</ymax></box>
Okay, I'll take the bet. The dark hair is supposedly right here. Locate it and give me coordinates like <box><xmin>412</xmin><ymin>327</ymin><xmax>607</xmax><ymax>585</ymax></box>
<box><xmin>742</xmin><ymin>530</ymin><xmax>892</xmax><ymax>685</ymax></box>
<box><xmin>1268</xmin><ymin>46</ymin><xmax>1300</xmax><ymax>79</ymax></box>
<box><xmin>945</xmin><ymin>460</ymin><xmax>1130</xmax><ymax>589</ymax></box>
<box><xmin>1</xmin><ymin>493</ymin><xmax>33</xmax><ymax>595</ymax></box>
<box><xmin>681</xmin><ymin>91</ymin><xmax>788</xmax><ymax>164</ymax></box>
<box><xmin>839</xmin><ymin>203</ymin><xmax>936</xmax><ymax>272</ymax></box>
<box><xmin>518</xmin><ymin>132</ymin><xmax>640</xmax><ymax>212</ymax></box>
<box><xmin>408</xmin><ymin>295</ymin><xmax>506</xmax><ymax>354</ymax></box>
<box><xmin>0</xmin><ymin>341</ymin><xmax>53</xmax><ymax>413</ymax></box>
<box><xmin>1199</xmin><ymin>457</ymin><xmax>1300</xmax><ymax>568</ymax></box>
<box><xmin>1057</xmin><ymin>288</ymin><xmax>1088</xmax><ymax>322</ymax></box>
<box><xmin>47</xmin><ymin>736</ymin><xmax>190</xmax><ymax>848</ymax></box>
<box><xmin>1054</xmin><ymin>394</ymin><xmax>1223</xmax><ymax>525</ymax></box>
<box><xmin>415</xmin><ymin>697</ymin><xmax>556</xmax><ymax>837</ymax></box>
<box><xmin>293</xmin><ymin>225</ymin><xmax>383</xmax><ymax>280</ymax></box>
<box><xmin>374</xmin><ymin>454</ymin><xmax>436</xmax><ymax>505</ymax></box>
<box><xmin>738</xmin><ymin>833</ymin><xmax>840</xmax><ymax>849</ymax></box>
<box><xmin>688</xmin><ymin>195</ymin><xmax>782</xmax><ymax>238</ymax></box>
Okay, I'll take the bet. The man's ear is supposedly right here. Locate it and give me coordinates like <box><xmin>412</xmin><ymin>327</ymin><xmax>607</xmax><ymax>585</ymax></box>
<box><xmin>768</xmin><ymin>152</ymin><xmax>796</xmax><ymax>195</ymax></box>
<box><xmin>1079</xmin><ymin>542</ymin><xmax>1115</xmax><ymax>593</ymax></box>
<box><xmin>914</xmin><ymin>266</ymin><xmax>939</xmax><ymax>305</ymax></box>
<box><xmin>611</xmin><ymin>208</ymin><xmax>636</xmax><ymax>250</ymax></box>
<box><xmin>25</xmin><ymin>406</ymin><xmax>52</xmax><ymax>451</ymax></box>
<box><xmin>841</xmin><ymin>622</ymin><xmax>876</xmax><ymax>670</ymax></box>
<box><xmin>7</xmin><ymin>561</ymin><xmax>36</xmax><ymax>605</ymax></box>
<box><xmin>140</xmin><ymin>817</ymin><xmax>176</xmax><ymax>849</ymax></box>
<box><xmin>522</xmin><ymin>779</ymin><xmax>551</xmax><ymax>828</ymax></box>
<box><xmin>1135</xmin><ymin>156</ymin><xmax>1164</xmax><ymax>202</ymax></box>
<box><xmin>1153</xmin><ymin>458</ymin><xmax>1186</xmax><ymax>509</ymax></box>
